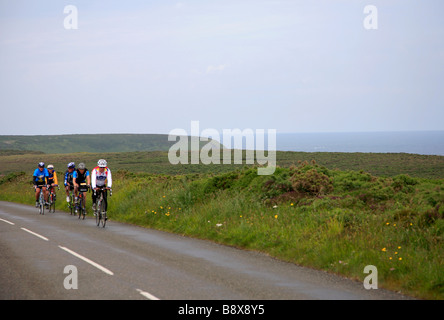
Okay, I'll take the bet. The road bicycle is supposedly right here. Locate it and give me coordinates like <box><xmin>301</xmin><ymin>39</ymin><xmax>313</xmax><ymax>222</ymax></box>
<box><xmin>47</xmin><ymin>184</ymin><xmax>59</xmax><ymax>213</ymax></box>
<box><xmin>67</xmin><ymin>185</ymin><xmax>75</xmax><ymax>215</ymax></box>
<box><xmin>36</xmin><ymin>186</ymin><xmax>46</xmax><ymax>215</ymax></box>
<box><xmin>94</xmin><ymin>187</ymin><xmax>112</xmax><ymax>228</ymax></box>
<box><xmin>76</xmin><ymin>183</ymin><xmax>89</xmax><ymax>220</ymax></box>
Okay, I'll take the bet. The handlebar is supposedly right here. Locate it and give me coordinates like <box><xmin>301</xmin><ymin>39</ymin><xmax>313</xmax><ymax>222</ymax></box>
<box><xmin>93</xmin><ymin>187</ymin><xmax>112</xmax><ymax>196</ymax></box>
<box><xmin>33</xmin><ymin>184</ymin><xmax>60</xmax><ymax>190</ymax></box>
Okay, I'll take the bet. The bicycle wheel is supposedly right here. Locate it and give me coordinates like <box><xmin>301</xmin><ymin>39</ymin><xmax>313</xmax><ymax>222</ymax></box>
<box><xmin>101</xmin><ymin>210</ymin><xmax>107</xmax><ymax>228</ymax></box>
<box><xmin>39</xmin><ymin>194</ymin><xmax>44</xmax><ymax>215</ymax></box>
<box><xmin>79</xmin><ymin>197</ymin><xmax>86</xmax><ymax>220</ymax></box>
<box><xmin>78</xmin><ymin>197</ymin><xmax>82</xmax><ymax>219</ymax></box>
<box><xmin>99</xmin><ymin>199</ymin><xmax>106</xmax><ymax>228</ymax></box>
<box><xmin>81</xmin><ymin>199</ymin><xmax>86</xmax><ymax>220</ymax></box>
<box><xmin>50</xmin><ymin>193</ymin><xmax>55</xmax><ymax>213</ymax></box>
<box><xmin>70</xmin><ymin>194</ymin><xmax>74</xmax><ymax>215</ymax></box>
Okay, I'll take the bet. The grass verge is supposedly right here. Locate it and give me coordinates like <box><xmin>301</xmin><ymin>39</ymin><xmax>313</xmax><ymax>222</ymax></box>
<box><xmin>1</xmin><ymin>164</ymin><xmax>443</xmax><ymax>299</ymax></box>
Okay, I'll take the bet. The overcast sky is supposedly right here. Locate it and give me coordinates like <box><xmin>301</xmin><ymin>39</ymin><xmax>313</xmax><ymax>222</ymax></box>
<box><xmin>0</xmin><ymin>0</ymin><xmax>443</xmax><ymax>135</ymax></box>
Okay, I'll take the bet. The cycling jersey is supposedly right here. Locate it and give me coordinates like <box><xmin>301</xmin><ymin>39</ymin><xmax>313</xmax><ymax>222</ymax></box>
<box><xmin>91</xmin><ymin>166</ymin><xmax>112</xmax><ymax>189</ymax></box>
<box><xmin>64</xmin><ymin>170</ymin><xmax>75</xmax><ymax>186</ymax></box>
<box><xmin>33</xmin><ymin>168</ymin><xmax>49</xmax><ymax>186</ymax></box>
<box><xmin>47</xmin><ymin>170</ymin><xmax>58</xmax><ymax>185</ymax></box>
<box><xmin>73</xmin><ymin>168</ymin><xmax>90</xmax><ymax>184</ymax></box>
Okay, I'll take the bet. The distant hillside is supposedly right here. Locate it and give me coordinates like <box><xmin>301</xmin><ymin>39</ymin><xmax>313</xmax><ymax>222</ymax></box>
<box><xmin>1</xmin><ymin>149</ymin><xmax>444</xmax><ymax>179</ymax></box>
<box><xmin>0</xmin><ymin>134</ymin><xmax>217</xmax><ymax>154</ymax></box>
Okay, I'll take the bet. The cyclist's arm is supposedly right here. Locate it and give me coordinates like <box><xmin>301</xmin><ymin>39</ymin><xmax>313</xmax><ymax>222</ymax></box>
<box><xmin>53</xmin><ymin>172</ymin><xmax>58</xmax><ymax>185</ymax></box>
<box><xmin>32</xmin><ymin>169</ymin><xmax>38</xmax><ymax>186</ymax></box>
<box><xmin>44</xmin><ymin>168</ymin><xmax>49</xmax><ymax>185</ymax></box>
<box><xmin>86</xmin><ymin>171</ymin><xmax>91</xmax><ymax>186</ymax></box>
<box><xmin>107</xmin><ymin>169</ymin><xmax>112</xmax><ymax>188</ymax></box>
<box><xmin>91</xmin><ymin>169</ymin><xmax>97</xmax><ymax>189</ymax></box>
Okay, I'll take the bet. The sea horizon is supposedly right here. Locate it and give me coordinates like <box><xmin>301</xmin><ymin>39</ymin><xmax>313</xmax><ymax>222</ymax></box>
<box><xmin>274</xmin><ymin>130</ymin><xmax>444</xmax><ymax>156</ymax></box>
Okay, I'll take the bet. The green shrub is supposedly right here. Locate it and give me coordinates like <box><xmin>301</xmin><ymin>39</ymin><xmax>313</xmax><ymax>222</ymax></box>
<box><xmin>290</xmin><ymin>168</ymin><xmax>333</xmax><ymax>196</ymax></box>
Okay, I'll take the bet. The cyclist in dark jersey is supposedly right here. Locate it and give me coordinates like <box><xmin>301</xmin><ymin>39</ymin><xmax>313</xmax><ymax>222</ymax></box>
<box><xmin>73</xmin><ymin>162</ymin><xmax>90</xmax><ymax>208</ymax></box>
<box><xmin>64</xmin><ymin>162</ymin><xmax>75</xmax><ymax>203</ymax></box>
<box><xmin>46</xmin><ymin>164</ymin><xmax>58</xmax><ymax>202</ymax></box>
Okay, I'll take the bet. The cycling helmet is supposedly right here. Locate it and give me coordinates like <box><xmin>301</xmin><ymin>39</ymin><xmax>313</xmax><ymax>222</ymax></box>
<box><xmin>67</xmin><ymin>162</ymin><xmax>75</xmax><ymax>169</ymax></box>
<box><xmin>78</xmin><ymin>163</ymin><xmax>86</xmax><ymax>170</ymax></box>
<box><xmin>97</xmin><ymin>159</ymin><xmax>107</xmax><ymax>168</ymax></box>
<box><xmin>38</xmin><ymin>162</ymin><xmax>45</xmax><ymax>168</ymax></box>
<box><xmin>47</xmin><ymin>164</ymin><xmax>54</xmax><ymax>169</ymax></box>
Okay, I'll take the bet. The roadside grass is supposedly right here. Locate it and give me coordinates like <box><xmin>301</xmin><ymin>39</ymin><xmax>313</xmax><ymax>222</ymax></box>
<box><xmin>1</xmin><ymin>163</ymin><xmax>443</xmax><ymax>299</ymax></box>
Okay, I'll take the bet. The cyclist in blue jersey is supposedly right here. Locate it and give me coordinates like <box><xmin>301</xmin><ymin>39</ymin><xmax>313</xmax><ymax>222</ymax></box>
<box><xmin>64</xmin><ymin>162</ymin><xmax>76</xmax><ymax>203</ymax></box>
<box><xmin>33</xmin><ymin>162</ymin><xmax>49</xmax><ymax>208</ymax></box>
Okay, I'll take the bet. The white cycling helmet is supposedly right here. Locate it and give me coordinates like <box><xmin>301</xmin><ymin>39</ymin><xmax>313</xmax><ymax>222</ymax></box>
<box><xmin>97</xmin><ymin>159</ymin><xmax>107</xmax><ymax>168</ymax></box>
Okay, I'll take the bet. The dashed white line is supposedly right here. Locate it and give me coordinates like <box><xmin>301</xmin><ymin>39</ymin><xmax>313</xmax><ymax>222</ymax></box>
<box><xmin>136</xmin><ymin>288</ymin><xmax>160</xmax><ymax>300</ymax></box>
<box><xmin>0</xmin><ymin>218</ymin><xmax>15</xmax><ymax>225</ymax></box>
<box><xmin>58</xmin><ymin>245</ymin><xmax>114</xmax><ymax>276</ymax></box>
<box><xmin>3</xmin><ymin>212</ymin><xmax>158</xmax><ymax>299</ymax></box>
<box><xmin>20</xmin><ymin>227</ymin><xmax>49</xmax><ymax>241</ymax></box>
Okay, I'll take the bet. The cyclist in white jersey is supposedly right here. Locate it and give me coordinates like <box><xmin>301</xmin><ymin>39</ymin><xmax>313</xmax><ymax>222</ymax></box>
<box><xmin>91</xmin><ymin>159</ymin><xmax>112</xmax><ymax>213</ymax></box>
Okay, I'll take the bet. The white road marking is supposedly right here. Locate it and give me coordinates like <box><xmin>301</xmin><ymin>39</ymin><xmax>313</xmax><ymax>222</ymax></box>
<box><xmin>58</xmin><ymin>245</ymin><xmax>114</xmax><ymax>276</ymax></box>
<box><xmin>0</xmin><ymin>218</ymin><xmax>15</xmax><ymax>225</ymax></box>
<box><xmin>20</xmin><ymin>227</ymin><xmax>49</xmax><ymax>241</ymax></box>
<box><xmin>136</xmin><ymin>288</ymin><xmax>160</xmax><ymax>300</ymax></box>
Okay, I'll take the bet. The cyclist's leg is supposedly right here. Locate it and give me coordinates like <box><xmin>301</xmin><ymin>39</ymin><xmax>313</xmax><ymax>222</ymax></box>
<box><xmin>65</xmin><ymin>185</ymin><xmax>70</xmax><ymax>202</ymax></box>
<box><xmin>35</xmin><ymin>186</ymin><xmax>42</xmax><ymax>206</ymax></box>
<box><xmin>50</xmin><ymin>185</ymin><xmax>55</xmax><ymax>200</ymax></box>
<box><xmin>103</xmin><ymin>189</ymin><xmax>108</xmax><ymax>212</ymax></box>
<box><xmin>42</xmin><ymin>186</ymin><xmax>48</xmax><ymax>202</ymax></box>
<box><xmin>82</xmin><ymin>191</ymin><xmax>87</xmax><ymax>209</ymax></box>
<box><xmin>35</xmin><ymin>186</ymin><xmax>40</xmax><ymax>201</ymax></box>
<box><xmin>92</xmin><ymin>189</ymin><xmax>97</xmax><ymax>207</ymax></box>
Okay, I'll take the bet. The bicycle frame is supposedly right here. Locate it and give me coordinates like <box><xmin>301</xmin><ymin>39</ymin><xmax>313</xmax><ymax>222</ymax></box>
<box><xmin>77</xmin><ymin>185</ymin><xmax>89</xmax><ymax>220</ymax></box>
<box><xmin>39</xmin><ymin>187</ymin><xmax>45</xmax><ymax>215</ymax></box>
<box><xmin>94</xmin><ymin>187</ymin><xmax>111</xmax><ymax>228</ymax></box>
<box><xmin>67</xmin><ymin>189</ymin><xmax>75</xmax><ymax>215</ymax></box>
<box><xmin>34</xmin><ymin>185</ymin><xmax>46</xmax><ymax>215</ymax></box>
<box><xmin>48</xmin><ymin>185</ymin><xmax>59</xmax><ymax>213</ymax></box>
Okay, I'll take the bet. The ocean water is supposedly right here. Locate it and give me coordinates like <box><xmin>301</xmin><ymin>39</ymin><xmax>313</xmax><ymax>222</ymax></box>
<box><xmin>275</xmin><ymin>131</ymin><xmax>444</xmax><ymax>156</ymax></box>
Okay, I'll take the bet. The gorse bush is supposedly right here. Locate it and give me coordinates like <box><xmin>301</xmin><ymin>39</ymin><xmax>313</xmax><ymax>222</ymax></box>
<box><xmin>290</xmin><ymin>167</ymin><xmax>333</xmax><ymax>196</ymax></box>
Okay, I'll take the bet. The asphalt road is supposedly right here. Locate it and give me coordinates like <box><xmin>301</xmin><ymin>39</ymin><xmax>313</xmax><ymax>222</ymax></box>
<box><xmin>0</xmin><ymin>201</ymin><xmax>411</xmax><ymax>300</ymax></box>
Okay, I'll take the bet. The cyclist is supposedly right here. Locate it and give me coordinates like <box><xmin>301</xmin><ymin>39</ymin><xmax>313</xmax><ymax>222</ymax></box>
<box><xmin>73</xmin><ymin>162</ymin><xmax>90</xmax><ymax>211</ymax></box>
<box><xmin>33</xmin><ymin>162</ymin><xmax>49</xmax><ymax>208</ymax></box>
<box><xmin>46</xmin><ymin>164</ymin><xmax>58</xmax><ymax>200</ymax></box>
<box><xmin>64</xmin><ymin>162</ymin><xmax>76</xmax><ymax>203</ymax></box>
<box><xmin>91</xmin><ymin>159</ymin><xmax>112</xmax><ymax>215</ymax></box>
